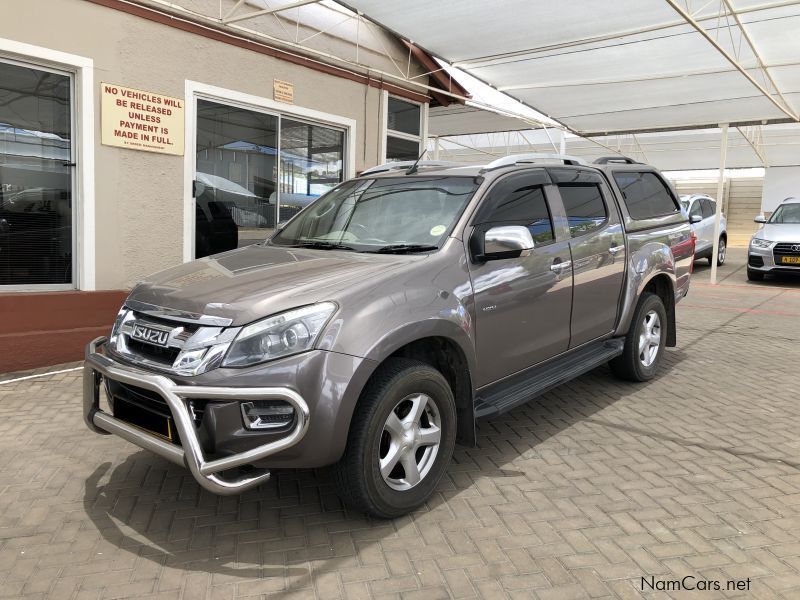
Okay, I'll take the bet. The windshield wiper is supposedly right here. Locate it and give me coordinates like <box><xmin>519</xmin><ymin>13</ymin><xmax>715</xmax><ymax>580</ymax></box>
<box><xmin>372</xmin><ymin>244</ymin><xmax>439</xmax><ymax>254</ymax></box>
<box><xmin>290</xmin><ymin>241</ymin><xmax>356</xmax><ymax>251</ymax></box>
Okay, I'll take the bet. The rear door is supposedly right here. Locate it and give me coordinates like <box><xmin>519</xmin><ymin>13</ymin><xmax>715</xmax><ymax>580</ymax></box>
<box><xmin>468</xmin><ymin>170</ymin><xmax>573</xmax><ymax>386</ymax></box>
<box><xmin>701</xmin><ymin>198</ymin><xmax>717</xmax><ymax>248</ymax></box>
<box><xmin>549</xmin><ymin>168</ymin><xmax>626</xmax><ymax>348</ymax></box>
<box><xmin>688</xmin><ymin>199</ymin><xmax>708</xmax><ymax>251</ymax></box>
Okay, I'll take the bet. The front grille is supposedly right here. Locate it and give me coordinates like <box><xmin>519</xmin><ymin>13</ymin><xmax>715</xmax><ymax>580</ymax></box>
<box><xmin>126</xmin><ymin>339</ymin><xmax>181</xmax><ymax>365</ymax></box>
<box><xmin>773</xmin><ymin>242</ymin><xmax>800</xmax><ymax>266</ymax></box>
<box><xmin>749</xmin><ymin>254</ymin><xmax>764</xmax><ymax>267</ymax></box>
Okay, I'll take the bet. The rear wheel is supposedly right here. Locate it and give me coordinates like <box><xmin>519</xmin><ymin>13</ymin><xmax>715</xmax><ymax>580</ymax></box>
<box><xmin>334</xmin><ymin>358</ymin><xmax>456</xmax><ymax>518</ymax></box>
<box><xmin>747</xmin><ymin>268</ymin><xmax>765</xmax><ymax>281</ymax></box>
<box><xmin>712</xmin><ymin>236</ymin><xmax>726</xmax><ymax>266</ymax></box>
<box><xmin>610</xmin><ymin>292</ymin><xmax>667</xmax><ymax>382</ymax></box>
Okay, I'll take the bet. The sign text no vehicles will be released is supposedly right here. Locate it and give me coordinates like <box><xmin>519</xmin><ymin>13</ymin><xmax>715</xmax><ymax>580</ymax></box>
<box><xmin>101</xmin><ymin>83</ymin><xmax>185</xmax><ymax>156</ymax></box>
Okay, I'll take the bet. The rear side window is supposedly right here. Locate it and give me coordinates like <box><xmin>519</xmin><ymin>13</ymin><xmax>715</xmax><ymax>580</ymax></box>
<box><xmin>701</xmin><ymin>198</ymin><xmax>715</xmax><ymax>219</ymax></box>
<box><xmin>558</xmin><ymin>184</ymin><xmax>608</xmax><ymax>237</ymax></box>
<box><xmin>613</xmin><ymin>172</ymin><xmax>679</xmax><ymax>219</ymax></box>
<box><xmin>480</xmin><ymin>173</ymin><xmax>555</xmax><ymax>244</ymax></box>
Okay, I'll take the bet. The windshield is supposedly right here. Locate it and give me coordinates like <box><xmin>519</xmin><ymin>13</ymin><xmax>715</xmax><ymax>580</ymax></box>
<box><xmin>768</xmin><ymin>202</ymin><xmax>800</xmax><ymax>224</ymax></box>
<box><xmin>270</xmin><ymin>176</ymin><xmax>479</xmax><ymax>252</ymax></box>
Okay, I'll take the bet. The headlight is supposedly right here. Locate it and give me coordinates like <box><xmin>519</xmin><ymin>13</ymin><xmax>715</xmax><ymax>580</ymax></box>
<box><xmin>222</xmin><ymin>302</ymin><xmax>336</xmax><ymax>367</ymax></box>
<box><xmin>750</xmin><ymin>238</ymin><xmax>773</xmax><ymax>249</ymax></box>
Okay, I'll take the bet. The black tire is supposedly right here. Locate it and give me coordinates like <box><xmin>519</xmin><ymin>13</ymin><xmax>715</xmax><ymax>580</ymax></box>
<box><xmin>610</xmin><ymin>292</ymin><xmax>667</xmax><ymax>382</ymax></box>
<box><xmin>747</xmin><ymin>268</ymin><xmax>765</xmax><ymax>281</ymax></box>
<box><xmin>334</xmin><ymin>358</ymin><xmax>456</xmax><ymax>518</ymax></box>
<box><xmin>712</xmin><ymin>236</ymin><xmax>727</xmax><ymax>266</ymax></box>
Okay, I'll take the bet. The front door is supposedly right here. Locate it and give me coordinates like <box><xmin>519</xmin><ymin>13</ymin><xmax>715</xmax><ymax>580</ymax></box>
<box><xmin>468</xmin><ymin>170</ymin><xmax>573</xmax><ymax>387</ymax></box>
<box><xmin>548</xmin><ymin>168</ymin><xmax>626</xmax><ymax>348</ymax></box>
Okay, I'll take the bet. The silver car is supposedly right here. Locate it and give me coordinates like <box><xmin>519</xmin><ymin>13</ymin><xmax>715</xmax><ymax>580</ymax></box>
<box><xmin>680</xmin><ymin>194</ymin><xmax>727</xmax><ymax>266</ymax></box>
<box><xmin>748</xmin><ymin>197</ymin><xmax>800</xmax><ymax>281</ymax></box>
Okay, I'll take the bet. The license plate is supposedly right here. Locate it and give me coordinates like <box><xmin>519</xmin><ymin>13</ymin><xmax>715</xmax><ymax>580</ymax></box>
<box><xmin>780</xmin><ymin>256</ymin><xmax>800</xmax><ymax>264</ymax></box>
<box><xmin>113</xmin><ymin>397</ymin><xmax>174</xmax><ymax>441</ymax></box>
<box><xmin>130</xmin><ymin>322</ymin><xmax>171</xmax><ymax>347</ymax></box>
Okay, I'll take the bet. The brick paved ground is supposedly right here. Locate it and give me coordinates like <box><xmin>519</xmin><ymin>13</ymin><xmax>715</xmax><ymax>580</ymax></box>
<box><xmin>2</xmin><ymin>249</ymin><xmax>800</xmax><ymax>599</ymax></box>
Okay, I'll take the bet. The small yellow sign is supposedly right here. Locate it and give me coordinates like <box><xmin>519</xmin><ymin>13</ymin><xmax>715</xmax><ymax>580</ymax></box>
<box><xmin>100</xmin><ymin>83</ymin><xmax>184</xmax><ymax>156</ymax></box>
<box><xmin>273</xmin><ymin>79</ymin><xmax>294</xmax><ymax>104</ymax></box>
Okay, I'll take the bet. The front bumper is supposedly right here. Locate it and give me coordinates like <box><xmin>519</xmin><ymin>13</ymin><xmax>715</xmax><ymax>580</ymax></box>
<box><xmin>748</xmin><ymin>246</ymin><xmax>800</xmax><ymax>273</ymax></box>
<box><xmin>84</xmin><ymin>337</ymin><xmax>310</xmax><ymax>495</ymax></box>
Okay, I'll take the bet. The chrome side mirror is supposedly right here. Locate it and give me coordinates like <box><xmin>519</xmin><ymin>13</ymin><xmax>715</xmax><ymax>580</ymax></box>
<box><xmin>754</xmin><ymin>214</ymin><xmax>767</xmax><ymax>224</ymax></box>
<box><xmin>689</xmin><ymin>214</ymin><xmax>702</xmax><ymax>224</ymax></box>
<box><xmin>482</xmin><ymin>225</ymin><xmax>535</xmax><ymax>260</ymax></box>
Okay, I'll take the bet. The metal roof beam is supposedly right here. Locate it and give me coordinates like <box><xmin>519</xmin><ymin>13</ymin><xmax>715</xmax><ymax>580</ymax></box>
<box><xmin>720</xmin><ymin>0</ymin><xmax>795</xmax><ymax>117</ymax></box>
<box><xmin>663</xmin><ymin>0</ymin><xmax>799</xmax><ymax>121</ymax></box>
<box><xmin>452</xmin><ymin>0</ymin><xmax>800</xmax><ymax>69</ymax></box>
<box><xmin>223</xmin><ymin>0</ymin><xmax>321</xmax><ymax>25</ymax></box>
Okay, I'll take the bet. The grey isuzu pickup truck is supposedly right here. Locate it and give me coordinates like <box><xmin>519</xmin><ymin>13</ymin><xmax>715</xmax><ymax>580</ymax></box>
<box><xmin>84</xmin><ymin>154</ymin><xmax>694</xmax><ymax>517</ymax></box>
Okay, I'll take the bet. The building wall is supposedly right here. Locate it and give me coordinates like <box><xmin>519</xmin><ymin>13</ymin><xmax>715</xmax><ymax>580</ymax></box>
<box><xmin>1</xmin><ymin>0</ymin><xmax>420</xmax><ymax>290</ymax></box>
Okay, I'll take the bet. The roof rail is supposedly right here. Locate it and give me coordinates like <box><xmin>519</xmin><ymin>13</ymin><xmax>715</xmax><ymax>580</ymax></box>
<box><xmin>592</xmin><ymin>156</ymin><xmax>642</xmax><ymax>165</ymax></box>
<box><xmin>359</xmin><ymin>160</ymin><xmax>463</xmax><ymax>176</ymax></box>
<box><xmin>481</xmin><ymin>153</ymin><xmax>588</xmax><ymax>173</ymax></box>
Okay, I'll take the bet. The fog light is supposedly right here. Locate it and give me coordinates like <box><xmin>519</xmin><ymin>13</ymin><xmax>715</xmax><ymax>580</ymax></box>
<box><xmin>240</xmin><ymin>401</ymin><xmax>295</xmax><ymax>430</ymax></box>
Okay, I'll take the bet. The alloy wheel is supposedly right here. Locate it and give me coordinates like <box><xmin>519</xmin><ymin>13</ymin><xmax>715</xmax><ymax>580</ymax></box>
<box><xmin>379</xmin><ymin>393</ymin><xmax>441</xmax><ymax>491</ymax></box>
<box><xmin>638</xmin><ymin>310</ymin><xmax>661</xmax><ymax>367</ymax></box>
<box><xmin>718</xmin><ymin>238</ymin><xmax>726</xmax><ymax>264</ymax></box>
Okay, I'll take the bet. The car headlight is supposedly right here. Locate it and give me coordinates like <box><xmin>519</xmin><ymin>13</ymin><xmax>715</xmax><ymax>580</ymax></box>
<box><xmin>750</xmin><ymin>238</ymin><xmax>773</xmax><ymax>249</ymax></box>
<box><xmin>222</xmin><ymin>302</ymin><xmax>336</xmax><ymax>367</ymax></box>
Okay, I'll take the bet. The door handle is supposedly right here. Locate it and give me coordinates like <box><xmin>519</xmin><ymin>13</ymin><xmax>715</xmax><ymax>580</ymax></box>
<box><xmin>550</xmin><ymin>260</ymin><xmax>572</xmax><ymax>273</ymax></box>
<box><xmin>609</xmin><ymin>245</ymin><xmax>625</xmax><ymax>255</ymax></box>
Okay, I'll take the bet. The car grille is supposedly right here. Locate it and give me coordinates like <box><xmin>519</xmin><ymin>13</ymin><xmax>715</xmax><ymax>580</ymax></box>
<box><xmin>773</xmin><ymin>242</ymin><xmax>800</xmax><ymax>266</ymax></box>
<box><xmin>126</xmin><ymin>338</ymin><xmax>181</xmax><ymax>365</ymax></box>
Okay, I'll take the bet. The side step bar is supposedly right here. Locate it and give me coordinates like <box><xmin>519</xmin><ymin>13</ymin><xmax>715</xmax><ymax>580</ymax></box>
<box><xmin>474</xmin><ymin>338</ymin><xmax>625</xmax><ymax>418</ymax></box>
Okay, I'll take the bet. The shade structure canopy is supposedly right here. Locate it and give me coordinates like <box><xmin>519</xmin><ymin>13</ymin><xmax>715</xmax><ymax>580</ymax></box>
<box><xmin>342</xmin><ymin>0</ymin><xmax>800</xmax><ymax>135</ymax></box>
<box><xmin>429</xmin><ymin>123</ymin><xmax>800</xmax><ymax>171</ymax></box>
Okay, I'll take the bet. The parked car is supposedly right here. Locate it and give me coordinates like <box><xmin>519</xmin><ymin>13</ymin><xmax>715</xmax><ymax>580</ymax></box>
<box><xmin>747</xmin><ymin>197</ymin><xmax>800</xmax><ymax>281</ymax></box>
<box><xmin>680</xmin><ymin>194</ymin><xmax>727</xmax><ymax>266</ymax></box>
<box><xmin>83</xmin><ymin>154</ymin><xmax>693</xmax><ymax>518</ymax></box>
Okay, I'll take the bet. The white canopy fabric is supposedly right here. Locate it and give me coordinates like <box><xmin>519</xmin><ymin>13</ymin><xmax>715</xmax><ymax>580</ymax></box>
<box><xmin>430</xmin><ymin>123</ymin><xmax>800</xmax><ymax>171</ymax></box>
<box><xmin>343</xmin><ymin>0</ymin><xmax>800</xmax><ymax>135</ymax></box>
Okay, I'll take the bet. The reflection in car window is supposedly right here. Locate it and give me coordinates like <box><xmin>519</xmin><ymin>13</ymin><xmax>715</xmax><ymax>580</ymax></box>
<box><xmin>689</xmin><ymin>201</ymin><xmax>703</xmax><ymax>219</ymax></box>
<box><xmin>558</xmin><ymin>184</ymin><xmax>607</xmax><ymax>237</ymax></box>
<box><xmin>701</xmin><ymin>199</ymin><xmax>715</xmax><ymax>219</ymax></box>
<box><xmin>481</xmin><ymin>181</ymin><xmax>555</xmax><ymax>245</ymax></box>
<box><xmin>768</xmin><ymin>202</ymin><xmax>800</xmax><ymax>224</ymax></box>
<box><xmin>614</xmin><ymin>172</ymin><xmax>679</xmax><ymax>219</ymax></box>
<box><xmin>270</xmin><ymin>176</ymin><xmax>479</xmax><ymax>251</ymax></box>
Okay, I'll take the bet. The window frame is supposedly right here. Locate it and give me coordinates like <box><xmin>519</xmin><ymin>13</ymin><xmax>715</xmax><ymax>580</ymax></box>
<box><xmin>0</xmin><ymin>50</ymin><xmax>88</xmax><ymax>292</ymax></box>
<box><xmin>611</xmin><ymin>169</ymin><xmax>681</xmax><ymax>221</ymax></box>
<box><xmin>380</xmin><ymin>91</ymin><xmax>427</xmax><ymax>163</ymax></box>
<box><xmin>184</xmin><ymin>80</ymin><xmax>356</xmax><ymax>262</ymax></box>
<box><xmin>470</xmin><ymin>169</ymin><xmax>558</xmax><ymax>248</ymax></box>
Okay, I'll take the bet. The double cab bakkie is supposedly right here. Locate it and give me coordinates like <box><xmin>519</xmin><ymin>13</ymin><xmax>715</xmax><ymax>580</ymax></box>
<box><xmin>84</xmin><ymin>154</ymin><xmax>693</xmax><ymax>517</ymax></box>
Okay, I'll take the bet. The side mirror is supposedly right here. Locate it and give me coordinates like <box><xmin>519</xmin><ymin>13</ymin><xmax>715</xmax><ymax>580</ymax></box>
<box><xmin>689</xmin><ymin>214</ymin><xmax>702</xmax><ymax>224</ymax></box>
<box><xmin>481</xmin><ymin>225</ymin><xmax>535</xmax><ymax>261</ymax></box>
<box><xmin>754</xmin><ymin>214</ymin><xmax>767</xmax><ymax>224</ymax></box>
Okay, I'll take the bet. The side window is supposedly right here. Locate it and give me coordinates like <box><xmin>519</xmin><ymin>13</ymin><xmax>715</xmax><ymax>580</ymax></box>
<box><xmin>480</xmin><ymin>174</ymin><xmax>555</xmax><ymax>245</ymax></box>
<box><xmin>701</xmin><ymin>198</ymin><xmax>715</xmax><ymax>219</ymax></box>
<box><xmin>689</xmin><ymin>200</ymin><xmax>703</xmax><ymax>220</ymax></box>
<box><xmin>613</xmin><ymin>171</ymin><xmax>679</xmax><ymax>220</ymax></box>
<box><xmin>558</xmin><ymin>184</ymin><xmax>608</xmax><ymax>238</ymax></box>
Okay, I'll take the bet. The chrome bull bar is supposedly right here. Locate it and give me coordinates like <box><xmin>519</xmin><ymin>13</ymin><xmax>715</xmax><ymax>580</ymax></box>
<box><xmin>83</xmin><ymin>337</ymin><xmax>310</xmax><ymax>495</ymax></box>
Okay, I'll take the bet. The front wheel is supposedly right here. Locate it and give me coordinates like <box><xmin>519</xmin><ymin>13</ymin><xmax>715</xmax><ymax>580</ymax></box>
<box><xmin>610</xmin><ymin>292</ymin><xmax>667</xmax><ymax>382</ymax></box>
<box><xmin>334</xmin><ymin>358</ymin><xmax>456</xmax><ymax>518</ymax></box>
